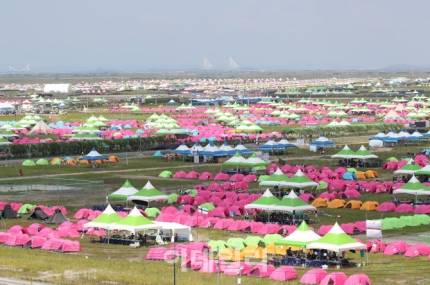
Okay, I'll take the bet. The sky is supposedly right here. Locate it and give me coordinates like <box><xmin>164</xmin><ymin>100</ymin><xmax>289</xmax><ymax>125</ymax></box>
<box><xmin>1</xmin><ymin>0</ymin><xmax>430</xmax><ymax>72</ymax></box>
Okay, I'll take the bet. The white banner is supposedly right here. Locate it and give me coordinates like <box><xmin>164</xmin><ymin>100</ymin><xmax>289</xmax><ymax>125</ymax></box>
<box><xmin>366</xmin><ymin>229</ymin><xmax>382</xmax><ymax>239</ymax></box>
<box><xmin>366</xmin><ymin>219</ymin><xmax>382</xmax><ymax>230</ymax></box>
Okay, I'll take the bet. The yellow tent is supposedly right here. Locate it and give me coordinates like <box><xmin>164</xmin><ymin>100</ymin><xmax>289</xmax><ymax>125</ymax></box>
<box><xmin>360</xmin><ymin>201</ymin><xmax>379</xmax><ymax>211</ymax></box>
<box><xmin>327</xmin><ymin>199</ymin><xmax>346</xmax><ymax>209</ymax></box>
<box><xmin>312</xmin><ymin>198</ymin><xmax>328</xmax><ymax>208</ymax></box>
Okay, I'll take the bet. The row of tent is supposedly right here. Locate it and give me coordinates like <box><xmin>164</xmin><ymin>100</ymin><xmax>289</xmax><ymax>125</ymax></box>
<box><xmin>174</xmin><ymin>143</ymin><xmax>252</xmax><ymax>157</ymax></box>
<box><xmin>244</xmin><ymin>190</ymin><xmax>316</xmax><ymax>213</ymax></box>
<box><xmin>84</xmin><ymin>205</ymin><xmax>191</xmax><ymax>240</ymax></box>
<box><xmin>258</xmin><ymin>169</ymin><xmax>319</xmax><ymax>189</ymax></box>
<box><xmin>209</xmin><ymin>221</ymin><xmax>364</xmax><ymax>254</ymax></box>
<box><xmin>331</xmin><ymin>145</ymin><xmax>378</xmax><ymax>160</ymax></box>
<box><xmin>370</xmin><ymin>130</ymin><xmax>430</xmax><ymax>143</ymax></box>
<box><xmin>108</xmin><ymin>181</ymin><xmax>168</xmax><ymax>203</ymax></box>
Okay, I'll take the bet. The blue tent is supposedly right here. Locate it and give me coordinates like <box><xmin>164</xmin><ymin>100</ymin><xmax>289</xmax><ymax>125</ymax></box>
<box><xmin>82</xmin><ymin>149</ymin><xmax>107</xmax><ymax>161</ymax></box>
<box><xmin>342</xmin><ymin>172</ymin><xmax>356</xmax><ymax>180</ymax></box>
<box><xmin>311</xmin><ymin>137</ymin><xmax>335</xmax><ymax>148</ymax></box>
<box><xmin>153</xmin><ymin>150</ymin><xmax>163</xmax><ymax>157</ymax></box>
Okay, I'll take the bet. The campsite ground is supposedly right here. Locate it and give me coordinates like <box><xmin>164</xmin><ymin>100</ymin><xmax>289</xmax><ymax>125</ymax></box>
<box><xmin>0</xmin><ymin>136</ymin><xmax>430</xmax><ymax>284</ymax></box>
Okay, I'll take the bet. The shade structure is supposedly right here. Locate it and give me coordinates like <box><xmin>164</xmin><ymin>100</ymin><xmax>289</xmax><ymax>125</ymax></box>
<box><xmin>280</xmin><ymin>170</ymin><xmax>318</xmax><ymax>189</ymax></box>
<box><xmin>109</xmin><ymin>180</ymin><xmax>139</xmax><ymax>201</ymax></box>
<box><xmin>244</xmin><ymin>189</ymin><xmax>280</xmax><ymax>211</ymax></box>
<box><xmin>307</xmin><ymin>222</ymin><xmax>365</xmax><ymax>253</ymax></box>
<box><xmin>243</xmin><ymin>153</ymin><xmax>268</xmax><ymax>168</ymax></box>
<box><xmin>415</xmin><ymin>165</ymin><xmax>430</xmax><ymax>176</ymax></box>
<box><xmin>127</xmin><ymin>181</ymin><xmax>168</xmax><ymax>202</ymax></box>
<box><xmin>394</xmin><ymin>162</ymin><xmax>421</xmax><ymax>175</ymax></box>
<box><xmin>331</xmin><ymin>145</ymin><xmax>356</xmax><ymax>159</ymax></box>
<box><xmin>110</xmin><ymin>207</ymin><xmax>159</xmax><ymax>233</ymax></box>
<box><xmin>273</xmin><ymin>191</ymin><xmax>316</xmax><ymax>212</ymax></box>
<box><xmin>259</xmin><ymin>168</ymin><xmax>290</xmax><ymax>187</ymax></box>
<box><xmin>82</xmin><ymin>149</ymin><xmax>107</xmax><ymax>161</ymax></box>
<box><xmin>275</xmin><ymin>221</ymin><xmax>320</xmax><ymax>247</ymax></box>
<box><xmin>311</xmin><ymin>137</ymin><xmax>334</xmax><ymax>147</ymax></box>
<box><xmin>258</xmin><ymin>140</ymin><xmax>284</xmax><ymax>152</ymax></box>
<box><xmin>84</xmin><ymin>204</ymin><xmax>122</xmax><ymax>230</ymax></box>
<box><xmin>393</xmin><ymin>176</ymin><xmax>430</xmax><ymax>196</ymax></box>
<box><xmin>222</xmin><ymin>152</ymin><xmax>248</xmax><ymax>168</ymax></box>
<box><xmin>352</xmin><ymin>145</ymin><xmax>378</xmax><ymax>160</ymax></box>
<box><xmin>174</xmin><ymin>144</ymin><xmax>191</xmax><ymax>155</ymax></box>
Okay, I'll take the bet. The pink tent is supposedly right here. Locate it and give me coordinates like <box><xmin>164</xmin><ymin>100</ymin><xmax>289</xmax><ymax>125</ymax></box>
<box><xmin>384</xmin><ymin>241</ymin><xmax>408</xmax><ymax>255</ymax></box>
<box><xmin>230</xmin><ymin>173</ymin><xmax>245</xmax><ymax>182</ymax></box>
<box><xmin>404</xmin><ymin>244</ymin><xmax>430</xmax><ymax>257</ymax></box>
<box><xmin>222</xmin><ymin>262</ymin><xmax>251</xmax><ymax>276</ymax></box>
<box><xmin>377</xmin><ymin>202</ymin><xmax>396</xmax><ymax>212</ymax></box>
<box><xmin>243</xmin><ymin>174</ymin><xmax>257</xmax><ymax>183</ymax></box>
<box><xmin>414</xmin><ymin>205</ymin><xmax>430</xmax><ymax>214</ymax></box>
<box><xmin>395</xmin><ymin>204</ymin><xmax>414</xmax><ymax>213</ymax></box>
<box><xmin>162</xmin><ymin>206</ymin><xmax>178</xmax><ymax>215</ymax></box>
<box><xmin>198</xmin><ymin>172</ymin><xmax>213</xmax><ymax>181</ymax></box>
<box><xmin>340</xmin><ymin>223</ymin><xmax>355</xmax><ymax>235</ymax></box>
<box><xmin>300</xmin><ymin>193</ymin><xmax>314</xmax><ymax>203</ymax></box>
<box><xmin>246</xmin><ymin>263</ymin><xmax>275</xmax><ymax>278</ymax></box>
<box><xmin>61</xmin><ymin>240</ymin><xmax>80</xmax><ymax>252</ymax></box>
<box><xmin>318</xmin><ymin>225</ymin><xmax>333</xmax><ymax>236</ymax></box>
<box><xmin>344</xmin><ymin>274</ymin><xmax>371</xmax><ymax>285</ymax></box>
<box><xmin>8</xmin><ymin>225</ymin><xmax>24</xmax><ymax>234</ymax></box>
<box><xmin>41</xmin><ymin>238</ymin><xmax>64</xmax><ymax>251</ymax></box>
<box><xmin>344</xmin><ymin>189</ymin><xmax>361</xmax><ymax>199</ymax></box>
<box><xmin>186</xmin><ymin>171</ymin><xmax>200</xmax><ymax>179</ymax></box>
<box><xmin>213</xmin><ymin>219</ymin><xmax>229</xmax><ymax>230</ymax></box>
<box><xmin>74</xmin><ymin>208</ymin><xmax>91</xmax><ymax>220</ymax></box>
<box><xmin>30</xmin><ymin>236</ymin><xmax>47</xmax><ymax>248</ymax></box>
<box><xmin>199</xmin><ymin>260</ymin><xmax>219</xmax><ymax>273</ymax></box>
<box><xmin>0</xmin><ymin>232</ymin><xmax>11</xmax><ymax>244</ymax></box>
<box><xmin>209</xmin><ymin>207</ymin><xmax>227</xmax><ymax>218</ymax></box>
<box><xmin>299</xmin><ymin>268</ymin><xmax>327</xmax><ymax>284</ymax></box>
<box><xmin>320</xmin><ymin>272</ymin><xmax>348</xmax><ymax>285</ymax></box>
<box><xmin>269</xmin><ymin>266</ymin><xmax>297</xmax><ymax>281</ymax></box>
<box><xmin>15</xmin><ymin>234</ymin><xmax>31</xmax><ymax>246</ymax></box>
<box><xmin>214</xmin><ymin>172</ymin><xmax>230</xmax><ymax>181</ymax></box>
<box><xmin>146</xmin><ymin>247</ymin><xmax>170</xmax><ymax>260</ymax></box>
<box><xmin>353</xmin><ymin>221</ymin><xmax>366</xmax><ymax>233</ymax></box>
<box><xmin>26</xmin><ymin>223</ymin><xmax>44</xmax><ymax>235</ymax></box>
<box><xmin>174</xmin><ymin>171</ymin><xmax>187</xmax><ymax>179</ymax></box>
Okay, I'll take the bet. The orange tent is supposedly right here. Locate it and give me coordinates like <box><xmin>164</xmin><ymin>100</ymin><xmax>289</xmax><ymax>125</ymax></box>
<box><xmin>365</xmin><ymin>170</ymin><xmax>378</xmax><ymax>178</ymax></box>
<box><xmin>312</xmin><ymin>198</ymin><xmax>328</xmax><ymax>208</ymax></box>
<box><xmin>79</xmin><ymin>160</ymin><xmax>89</xmax><ymax>165</ymax></box>
<box><xmin>360</xmin><ymin>201</ymin><xmax>379</xmax><ymax>211</ymax></box>
<box><xmin>108</xmin><ymin>155</ymin><xmax>119</xmax><ymax>163</ymax></box>
<box><xmin>242</xmin><ymin>246</ymin><xmax>267</xmax><ymax>259</ymax></box>
<box><xmin>219</xmin><ymin>248</ymin><xmax>243</xmax><ymax>261</ymax></box>
<box><xmin>327</xmin><ymin>199</ymin><xmax>346</xmax><ymax>209</ymax></box>
<box><xmin>355</xmin><ymin>171</ymin><xmax>366</xmax><ymax>180</ymax></box>
<box><xmin>344</xmin><ymin>200</ymin><xmax>362</xmax><ymax>209</ymax></box>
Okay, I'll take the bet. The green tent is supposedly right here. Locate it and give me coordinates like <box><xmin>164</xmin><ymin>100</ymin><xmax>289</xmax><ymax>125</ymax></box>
<box><xmin>184</xmin><ymin>189</ymin><xmax>198</xmax><ymax>197</ymax></box>
<box><xmin>415</xmin><ymin>165</ymin><xmax>430</xmax><ymax>176</ymax></box>
<box><xmin>84</xmin><ymin>204</ymin><xmax>123</xmax><ymax>230</ymax></box>
<box><xmin>316</xmin><ymin>181</ymin><xmax>328</xmax><ymax>191</ymax></box>
<box><xmin>167</xmin><ymin>193</ymin><xmax>179</xmax><ymax>204</ymax></box>
<box><xmin>352</xmin><ymin>145</ymin><xmax>378</xmax><ymax>160</ymax></box>
<box><xmin>158</xmin><ymin>170</ymin><xmax>172</xmax><ymax>178</ymax></box>
<box><xmin>198</xmin><ymin>202</ymin><xmax>215</xmax><ymax>213</ymax></box>
<box><xmin>259</xmin><ymin>168</ymin><xmax>290</xmax><ymax>187</ymax></box>
<box><xmin>111</xmin><ymin>207</ymin><xmax>159</xmax><ymax>233</ymax></box>
<box><xmin>331</xmin><ymin>145</ymin><xmax>356</xmax><ymax>159</ymax></box>
<box><xmin>394</xmin><ymin>163</ymin><xmax>421</xmax><ymax>175</ymax></box>
<box><xmin>109</xmin><ymin>180</ymin><xmax>139</xmax><ymax>201</ymax></box>
<box><xmin>307</xmin><ymin>223</ymin><xmax>366</xmax><ymax>253</ymax></box>
<box><xmin>244</xmin><ymin>189</ymin><xmax>280</xmax><ymax>211</ymax></box>
<box><xmin>274</xmin><ymin>191</ymin><xmax>316</xmax><ymax>212</ymax></box>
<box><xmin>222</xmin><ymin>152</ymin><xmax>248</xmax><ymax>168</ymax></box>
<box><xmin>243</xmin><ymin>153</ymin><xmax>268</xmax><ymax>168</ymax></box>
<box><xmin>414</xmin><ymin>214</ymin><xmax>430</xmax><ymax>225</ymax></box>
<box><xmin>382</xmin><ymin>217</ymin><xmax>405</xmax><ymax>230</ymax></box>
<box><xmin>244</xmin><ymin>236</ymin><xmax>264</xmax><ymax>247</ymax></box>
<box><xmin>208</xmin><ymin>240</ymin><xmax>228</xmax><ymax>252</ymax></box>
<box><xmin>22</xmin><ymin>160</ymin><xmax>36</xmax><ymax>167</ymax></box>
<box><xmin>226</xmin><ymin>238</ymin><xmax>246</xmax><ymax>250</ymax></box>
<box><xmin>17</xmin><ymin>203</ymin><xmax>35</xmax><ymax>215</ymax></box>
<box><xmin>128</xmin><ymin>181</ymin><xmax>168</xmax><ymax>202</ymax></box>
<box><xmin>35</xmin><ymin>158</ymin><xmax>49</xmax><ymax>166</ymax></box>
<box><xmin>263</xmin><ymin>234</ymin><xmax>283</xmax><ymax>245</ymax></box>
<box><xmin>144</xmin><ymin>207</ymin><xmax>161</xmax><ymax>218</ymax></box>
<box><xmin>399</xmin><ymin>215</ymin><xmax>421</xmax><ymax>227</ymax></box>
<box><xmin>393</xmin><ymin>176</ymin><xmax>430</xmax><ymax>196</ymax></box>
<box><xmin>280</xmin><ymin>170</ymin><xmax>318</xmax><ymax>189</ymax></box>
<box><xmin>275</xmin><ymin>221</ymin><xmax>321</xmax><ymax>247</ymax></box>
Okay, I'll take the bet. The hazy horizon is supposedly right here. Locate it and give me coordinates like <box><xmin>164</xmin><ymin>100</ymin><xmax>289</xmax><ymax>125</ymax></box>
<box><xmin>1</xmin><ymin>0</ymin><xmax>430</xmax><ymax>73</ymax></box>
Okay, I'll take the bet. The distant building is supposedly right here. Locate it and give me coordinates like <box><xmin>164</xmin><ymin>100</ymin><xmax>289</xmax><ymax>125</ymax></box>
<box><xmin>43</xmin><ymin>84</ymin><xmax>71</xmax><ymax>94</ymax></box>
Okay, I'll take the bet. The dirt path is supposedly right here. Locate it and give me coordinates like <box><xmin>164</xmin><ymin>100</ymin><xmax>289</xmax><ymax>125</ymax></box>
<box><xmin>0</xmin><ymin>277</ymin><xmax>50</xmax><ymax>285</ymax></box>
